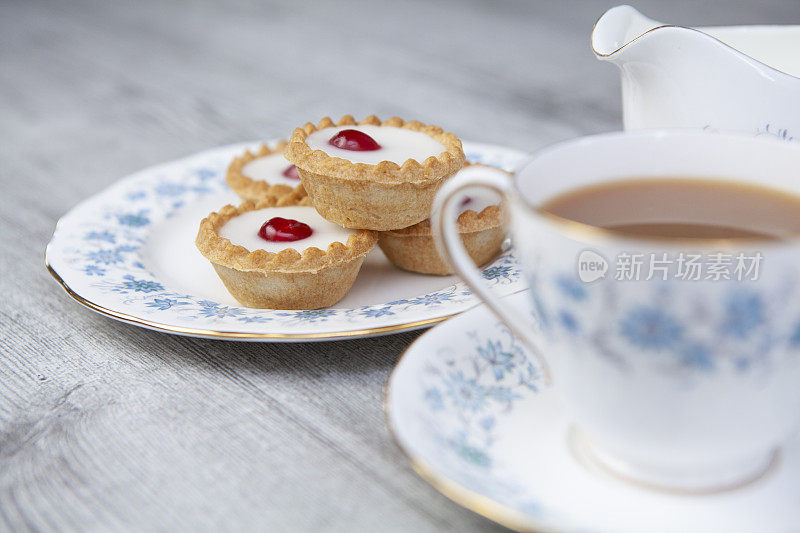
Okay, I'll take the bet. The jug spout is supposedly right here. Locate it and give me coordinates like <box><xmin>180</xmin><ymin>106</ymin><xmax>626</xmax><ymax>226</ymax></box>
<box><xmin>591</xmin><ymin>5</ymin><xmax>663</xmax><ymax>59</ymax></box>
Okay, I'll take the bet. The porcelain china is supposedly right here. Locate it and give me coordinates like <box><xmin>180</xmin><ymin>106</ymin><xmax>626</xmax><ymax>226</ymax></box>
<box><xmin>592</xmin><ymin>5</ymin><xmax>800</xmax><ymax>140</ymax></box>
<box><xmin>45</xmin><ymin>141</ymin><xmax>526</xmax><ymax>341</ymax></box>
<box><xmin>386</xmin><ymin>291</ymin><xmax>800</xmax><ymax>533</ymax></box>
<box><xmin>432</xmin><ymin>131</ymin><xmax>800</xmax><ymax>491</ymax></box>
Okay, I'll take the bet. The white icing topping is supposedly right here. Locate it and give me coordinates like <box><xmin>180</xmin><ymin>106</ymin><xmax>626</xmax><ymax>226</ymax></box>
<box><xmin>241</xmin><ymin>153</ymin><xmax>300</xmax><ymax>187</ymax></box>
<box><xmin>304</xmin><ymin>125</ymin><xmax>447</xmax><ymax>165</ymax></box>
<box><xmin>219</xmin><ymin>206</ymin><xmax>355</xmax><ymax>253</ymax></box>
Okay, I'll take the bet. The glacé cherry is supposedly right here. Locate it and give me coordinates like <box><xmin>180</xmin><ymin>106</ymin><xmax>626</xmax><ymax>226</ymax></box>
<box><xmin>258</xmin><ymin>217</ymin><xmax>313</xmax><ymax>242</ymax></box>
<box><xmin>328</xmin><ymin>129</ymin><xmax>381</xmax><ymax>151</ymax></box>
<box><xmin>282</xmin><ymin>164</ymin><xmax>300</xmax><ymax>180</ymax></box>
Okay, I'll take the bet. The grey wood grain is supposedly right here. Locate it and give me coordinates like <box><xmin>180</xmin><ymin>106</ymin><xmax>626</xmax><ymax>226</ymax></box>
<box><xmin>2</xmin><ymin>0</ymin><xmax>799</xmax><ymax>531</ymax></box>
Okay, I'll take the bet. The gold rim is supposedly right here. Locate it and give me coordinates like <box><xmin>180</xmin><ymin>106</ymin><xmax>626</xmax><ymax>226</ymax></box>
<box><xmin>46</xmin><ymin>256</ymin><xmax>461</xmax><ymax>341</ymax></box>
<box><xmin>591</xmin><ymin>19</ymin><xmax>799</xmax><ymax>80</ymax></box>
<box><xmin>383</xmin><ymin>331</ymin><xmax>560</xmax><ymax>533</ymax></box>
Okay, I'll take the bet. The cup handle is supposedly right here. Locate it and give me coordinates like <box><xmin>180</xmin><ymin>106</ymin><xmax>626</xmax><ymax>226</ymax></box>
<box><xmin>431</xmin><ymin>166</ymin><xmax>552</xmax><ymax>384</ymax></box>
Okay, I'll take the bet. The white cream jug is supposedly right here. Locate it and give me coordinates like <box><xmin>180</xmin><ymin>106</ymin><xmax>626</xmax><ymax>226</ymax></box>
<box><xmin>592</xmin><ymin>5</ymin><xmax>800</xmax><ymax>140</ymax></box>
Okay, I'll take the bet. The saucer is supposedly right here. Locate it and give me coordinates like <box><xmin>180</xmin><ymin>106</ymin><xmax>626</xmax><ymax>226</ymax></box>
<box><xmin>385</xmin><ymin>291</ymin><xmax>800</xmax><ymax>532</ymax></box>
<box><xmin>46</xmin><ymin>141</ymin><xmax>527</xmax><ymax>341</ymax></box>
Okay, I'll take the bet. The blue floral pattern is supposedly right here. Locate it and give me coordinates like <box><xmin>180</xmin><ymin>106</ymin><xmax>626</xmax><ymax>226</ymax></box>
<box><xmin>720</xmin><ymin>290</ymin><xmax>764</xmax><ymax>339</ymax></box>
<box><xmin>619</xmin><ymin>307</ymin><xmax>683</xmax><ymax>350</ymax></box>
<box><xmin>755</xmin><ymin>124</ymin><xmax>794</xmax><ymax>142</ymax></box>
<box><xmin>705</xmin><ymin>123</ymin><xmax>795</xmax><ymax>142</ymax></box>
<box><xmin>47</xmin><ymin>141</ymin><xmax>527</xmax><ymax>337</ymax></box>
<box><xmin>420</xmin><ymin>326</ymin><xmax>540</xmax><ymax>467</ymax></box>
<box><xmin>528</xmin><ymin>268</ymin><xmax>800</xmax><ymax>377</ymax></box>
<box><xmin>397</xmin><ymin>319</ymin><xmax>545</xmax><ymax>521</ymax></box>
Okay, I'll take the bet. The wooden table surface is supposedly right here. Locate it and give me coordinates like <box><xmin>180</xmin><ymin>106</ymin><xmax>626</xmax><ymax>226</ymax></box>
<box><xmin>3</xmin><ymin>0</ymin><xmax>798</xmax><ymax>530</ymax></box>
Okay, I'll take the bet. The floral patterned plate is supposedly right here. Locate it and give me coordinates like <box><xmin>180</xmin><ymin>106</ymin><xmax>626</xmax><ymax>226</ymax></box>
<box><xmin>46</xmin><ymin>141</ymin><xmax>527</xmax><ymax>341</ymax></box>
<box><xmin>385</xmin><ymin>290</ymin><xmax>800</xmax><ymax>532</ymax></box>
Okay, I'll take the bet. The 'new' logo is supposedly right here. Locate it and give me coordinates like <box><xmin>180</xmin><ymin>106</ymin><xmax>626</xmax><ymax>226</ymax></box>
<box><xmin>577</xmin><ymin>250</ymin><xmax>608</xmax><ymax>283</ymax></box>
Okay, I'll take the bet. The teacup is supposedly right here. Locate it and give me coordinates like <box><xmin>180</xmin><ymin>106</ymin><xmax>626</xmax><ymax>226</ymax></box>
<box><xmin>432</xmin><ymin>131</ymin><xmax>800</xmax><ymax>492</ymax></box>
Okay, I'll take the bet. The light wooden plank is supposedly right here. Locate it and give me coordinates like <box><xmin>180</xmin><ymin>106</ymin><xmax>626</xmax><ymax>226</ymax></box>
<box><xmin>1</xmin><ymin>0</ymin><xmax>798</xmax><ymax>530</ymax></box>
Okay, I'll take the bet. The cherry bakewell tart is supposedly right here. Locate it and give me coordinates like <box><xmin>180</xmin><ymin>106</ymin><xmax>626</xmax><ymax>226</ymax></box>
<box><xmin>284</xmin><ymin>115</ymin><xmax>465</xmax><ymax>231</ymax></box>
<box><xmin>196</xmin><ymin>194</ymin><xmax>377</xmax><ymax>309</ymax></box>
<box><xmin>378</xmin><ymin>164</ymin><xmax>508</xmax><ymax>275</ymax></box>
<box><xmin>226</xmin><ymin>141</ymin><xmax>305</xmax><ymax>202</ymax></box>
